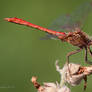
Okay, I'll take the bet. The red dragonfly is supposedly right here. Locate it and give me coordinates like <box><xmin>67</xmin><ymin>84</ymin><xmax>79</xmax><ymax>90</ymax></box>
<box><xmin>4</xmin><ymin>2</ymin><xmax>92</xmax><ymax>64</ymax></box>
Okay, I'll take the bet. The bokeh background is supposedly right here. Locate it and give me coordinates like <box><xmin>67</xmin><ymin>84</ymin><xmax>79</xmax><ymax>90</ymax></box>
<box><xmin>1</xmin><ymin>0</ymin><xmax>92</xmax><ymax>92</ymax></box>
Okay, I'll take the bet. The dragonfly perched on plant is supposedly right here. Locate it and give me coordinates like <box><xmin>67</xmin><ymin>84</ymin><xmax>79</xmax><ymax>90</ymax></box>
<box><xmin>5</xmin><ymin>2</ymin><xmax>92</xmax><ymax>64</ymax></box>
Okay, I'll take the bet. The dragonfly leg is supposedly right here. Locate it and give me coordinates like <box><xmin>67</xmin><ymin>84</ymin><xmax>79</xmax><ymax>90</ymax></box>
<box><xmin>85</xmin><ymin>47</ymin><xmax>92</xmax><ymax>64</ymax></box>
<box><xmin>66</xmin><ymin>49</ymin><xmax>82</xmax><ymax>64</ymax></box>
<box><xmin>88</xmin><ymin>46</ymin><xmax>92</xmax><ymax>56</ymax></box>
<box><xmin>66</xmin><ymin>49</ymin><xmax>82</xmax><ymax>77</ymax></box>
<box><xmin>83</xmin><ymin>75</ymin><xmax>87</xmax><ymax>90</ymax></box>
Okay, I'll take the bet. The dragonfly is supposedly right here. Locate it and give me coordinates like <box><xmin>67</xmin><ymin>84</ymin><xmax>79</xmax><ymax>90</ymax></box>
<box><xmin>4</xmin><ymin>2</ymin><xmax>92</xmax><ymax>64</ymax></box>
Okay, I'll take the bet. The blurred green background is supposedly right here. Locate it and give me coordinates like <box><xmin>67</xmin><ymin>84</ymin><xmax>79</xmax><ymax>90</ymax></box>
<box><xmin>1</xmin><ymin>0</ymin><xmax>92</xmax><ymax>92</ymax></box>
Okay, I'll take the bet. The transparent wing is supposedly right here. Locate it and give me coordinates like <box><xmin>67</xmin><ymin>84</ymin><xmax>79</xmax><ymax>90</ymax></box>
<box><xmin>49</xmin><ymin>2</ymin><xmax>92</xmax><ymax>32</ymax></box>
<box><xmin>70</xmin><ymin>2</ymin><xmax>92</xmax><ymax>30</ymax></box>
<box><xmin>42</xmin><ymin>2</ymin><xmax>92</xmax><ymax>39</ymax></box>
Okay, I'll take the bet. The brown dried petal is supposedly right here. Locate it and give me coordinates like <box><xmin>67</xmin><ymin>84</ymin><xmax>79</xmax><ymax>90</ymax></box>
<box><xmin>58</xmin><ymin>85</ymin><xmax>71</xmax><ymax>92</ymax></box>
<box><xmin>68</xmin><ymin>63</ymin><xmax>80</xmax><ymax>75</ymax></box>
<box><xmin>66</xmin><ymin>73</ymin><xmax>84</xmax><ymax>86</ymax></box>
<box><xmin>83</xmin><ymin>66</ymin><xmax>92</xmax><ymax>75</ymax></box>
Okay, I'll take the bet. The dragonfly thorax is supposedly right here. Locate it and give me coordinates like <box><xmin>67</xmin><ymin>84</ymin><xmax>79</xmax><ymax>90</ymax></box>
<box><xmin>64</xmin><ymin>30</ymin><xmax>91</xmax><ymax>48</ymax></box>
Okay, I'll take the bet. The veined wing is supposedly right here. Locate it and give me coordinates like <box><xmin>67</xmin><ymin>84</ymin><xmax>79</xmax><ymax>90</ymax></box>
<box><xmin>42</xmin><ymin>2</ymin><xmax>92</xmax><ymax>40</ymax></box>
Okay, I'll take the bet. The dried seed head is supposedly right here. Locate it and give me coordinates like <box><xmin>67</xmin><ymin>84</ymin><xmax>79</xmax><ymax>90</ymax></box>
<box><xmin>56</xmin><ymin>62</ymin><xmax>85</xmax><ymax>86</ymax></box>
<box><xmin>55</xmin><ymin>61</ymin><xmax>92</xmax><ymax>90</ymax></box>
<box><xmin>31</xmin><ymin>76</ymin><xmax>71</xmax><ymax>92</ymax></box>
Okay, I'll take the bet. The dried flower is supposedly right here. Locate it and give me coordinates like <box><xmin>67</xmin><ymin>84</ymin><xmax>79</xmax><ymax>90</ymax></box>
<box><xmin>31</xmin><ymin>76</ymin><xmax>71</xmax><ymax>92</ymax></box>
<box><xmin>31</xmin><ymin>60</ymin><xmax>92</xmax><ymax>91</ymax></box>
<box><xmin>55</xmin><ymin>60</ymin><xmax>92</xmax><ymax>90</ymax></box>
